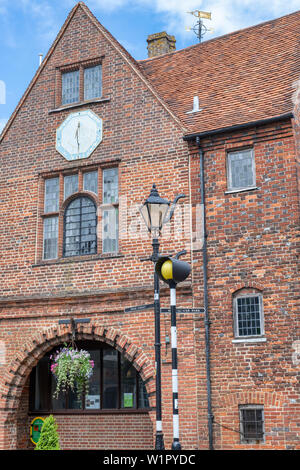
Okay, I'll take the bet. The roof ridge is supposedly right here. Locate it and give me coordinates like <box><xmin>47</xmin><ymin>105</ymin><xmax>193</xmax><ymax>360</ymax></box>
<box><xmin>138</xmin><ymin>8</ymin><xmax>300</xmax><ymax>63</ymax></box>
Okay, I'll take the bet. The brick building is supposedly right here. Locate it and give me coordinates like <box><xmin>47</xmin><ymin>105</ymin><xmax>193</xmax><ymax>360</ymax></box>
<box><xmin>0</xmin><ymin>2</ymin><xmax>299</xmax><ymax>450</ymax></box>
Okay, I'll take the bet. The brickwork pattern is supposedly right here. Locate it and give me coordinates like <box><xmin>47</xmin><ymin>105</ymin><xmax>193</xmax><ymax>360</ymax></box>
<box><xmin>0</xmin><ymin>2</ymin><xmax>299</xmax><ymax>451</ymax></box>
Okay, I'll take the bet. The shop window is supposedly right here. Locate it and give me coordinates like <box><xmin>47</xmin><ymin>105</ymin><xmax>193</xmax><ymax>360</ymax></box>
<box><xmin>29</xmin><ymin>342</ymin><xmax>149</xmax><ymax>412</ymax></box>
<box><xmin>239</xmin><ymin>405</ymin><xmax>265</xmax><ymax>443</ymax></box>
<box><xmin>227</xmin><ymin>148</ymin><xmax>256</xmax><ymax>191</ymax></box>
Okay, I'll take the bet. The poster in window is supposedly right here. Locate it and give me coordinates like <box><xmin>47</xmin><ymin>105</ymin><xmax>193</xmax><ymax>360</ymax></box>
<box><xmin>85</xmin><ymin>395</ymin><xmax>100</xmax><ymax>409</ymax></box>
<box><xmin>124</xmin><ymin>392</ymin><xmax>133</xmax><ymax>408</ymax></box>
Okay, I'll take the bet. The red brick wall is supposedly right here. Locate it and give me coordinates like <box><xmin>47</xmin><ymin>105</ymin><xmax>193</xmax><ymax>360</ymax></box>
<box><xmin>0</xmin><ymin>3</ymin><xmax>299</xmax><ymax>451</ymax></box>
<box><xmin>189</xmin><ymin>120</ymin><xmax>300</xmax><ymax>449</ymax></box>
<box><xmin>15</xmin><ymin>379</ymin><xmax>153</xmax><ymax>450</ymax></box>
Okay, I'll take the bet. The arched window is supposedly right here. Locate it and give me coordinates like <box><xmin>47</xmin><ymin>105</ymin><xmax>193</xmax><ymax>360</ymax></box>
<box><xmin>29</xmin><ymin>342</ymin><xmax>150</xmax><ymax>412</ymax></box>
<box><xmin>63</xmin><ymin>196</ymin><xmax>97</xmax><ymax>257</ymax></box>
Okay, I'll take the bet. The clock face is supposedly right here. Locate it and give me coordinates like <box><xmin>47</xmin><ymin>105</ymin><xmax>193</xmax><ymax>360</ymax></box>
<box><xmin>56</xmin><ymin>110</ymin><xmax>103</xmax><ymax>161</ymax></box>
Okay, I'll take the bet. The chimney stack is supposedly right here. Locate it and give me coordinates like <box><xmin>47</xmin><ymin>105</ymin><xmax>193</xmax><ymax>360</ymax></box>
<box><xmin>147</xmin><ymin>32</ymin><xmax>176</xmax><ymax>58</ymax></box>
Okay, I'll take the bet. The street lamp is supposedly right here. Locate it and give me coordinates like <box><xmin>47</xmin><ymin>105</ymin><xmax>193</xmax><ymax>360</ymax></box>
<box><xmin>140</xmin><ymin>184</ymin><xmax>185</xmax><ymax>450</ymax></box>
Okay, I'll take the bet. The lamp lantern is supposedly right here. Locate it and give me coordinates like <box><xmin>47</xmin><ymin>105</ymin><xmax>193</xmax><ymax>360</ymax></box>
<box><xmin>139</xmin><ymin>184</ymin><xmax>170</xmax><ymax>235</ymax></box>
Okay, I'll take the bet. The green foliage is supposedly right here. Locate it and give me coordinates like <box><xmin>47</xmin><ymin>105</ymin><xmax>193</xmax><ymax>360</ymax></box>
<box><xmin>35</xmin><ymin>415</ymin><xmax>60</xmax><ymax>450</ymax></box>
<box><xmin>51</xmin><ymin>346</ymin><xmax>94</xmax><ymax>403</ymax></box>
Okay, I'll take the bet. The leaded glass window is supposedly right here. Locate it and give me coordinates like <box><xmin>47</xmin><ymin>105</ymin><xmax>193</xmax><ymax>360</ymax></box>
<box><xmin>84</xmin><ymin>65</ymin><xmax>102</xmax><ymax>100</ymax></box>
<box><xmin>227</xmin><ymin>149</ymin><xmax>255</xmax><ymax>191</ymax></box>
<box><xmin>62</xmin><ymin>70</ymin><xmax>79</xmax><ymax>105</ymax></box>
<box><xmin>63</xmin><ymin>196</ymin><xmax>97</xmax><ymax>257</ymax></box>
<box><xmin>102</xmin><ymin>168</ymin><xmax>118</xmax><ymax>253</ymax></box>
<box><xmin>234</xmin><ymin>294</ymin><xmax>263</xmax><ymax>337</ymax></box>
<box><xmin>64</xmin><ymin>174</ymin><xmax>79</xmax><ymax>200</ymax></box>
<box><xmin>103</xmin><ymin>168</ymin><xmax>118</xmax><ymax>203</ymax></box>
<box><xmin>240</xmin><ymin>406</ymin><xmax>264</xmax><ymax>443</ymax></box>
<box><xmin>29</xmin><ymin>341</ymin><xmax>150</xmax><ymax>412</ymax></box>
<box><xmin>43</xmin><ymin>216</ymin><xmax>58</xmax><ymax>260</ymax></box>
<box><xmin>44</xmin><ymin>177</ymin><xmax>59</xmax><ymax>213</ymax></box>
<box><xmin>103</xmin><ymin>208</ymin><xmax>118</xmax><ymax>253</ymax></box>
<box><xmin>83</xmin><ymin>171</ymin><xmax>98</xmax><ymax>194</ymax></box>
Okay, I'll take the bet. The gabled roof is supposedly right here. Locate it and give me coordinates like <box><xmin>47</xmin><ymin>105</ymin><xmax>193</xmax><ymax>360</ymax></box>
<box><xmin>139</xmin><ymin>10</ymin><xmax>300</xmax><ymax>136</ymax></box>
<box><xmin>1</xmin><ymin>6</ymin><xmax>299</xmax><ymax>142</ymax></box>
<box><xmin>0</xmin><ymin>2</ymin><xmax>185</xmax><ymax>143</ymax></box>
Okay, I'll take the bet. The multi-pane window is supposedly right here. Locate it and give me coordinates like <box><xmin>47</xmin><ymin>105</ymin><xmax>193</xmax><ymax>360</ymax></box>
<box><xmin>43</xmin><ymin>217</ymin><xmax>58</xmax><ymax>260</ymax></box>
<box><xmin>29</xmin><ymin>342</ymin><xmax>149</xmax><ymax>412</ymax></box>
<box><xmin>64</xmin><ymin>174</ymin><xmax>79</xmax><ymax>200</ymax></box>
<box><xmin>83</xmin><ymin>170</ymin><xmax>98</xmax><ymax>194</ymax></box>
<box><xmin>63</xmin><ymin>196</ymin><xmax>97</xmax><ymax>257</ymax></box>
<box><xmin>42</xmin><ymin>167</ymin><xmax>118</xmax><ymax>260</ymax></box>
<box><xmin>227</xmin><ymin>149</ymin><xmax>256</xmax><ymax>191</ymax></box>
<box><xmin>239</xmin><ymin>406</ymin><xmax>264</xmax><ymax>443</ymax></box>
<box><xmin>61</xmin><ymin>64</ymin><xmax>102</xmax><ymax>106</ymax></box>
<box><xmin>62</xmin><ymin>70</ymin><xmax>80</xmax><ymax>105</ymax></box>
<box><xmin>102</xmin><ymin>168</ymin><xmax>119</xmax><ymax>253</ymax></box>
<box><xmin>44</xmin><ymin>177</ymin><xmax>59</xmax><ymax>213</ymax></box>
<box><xmin>43</xmin><ymin>177</ymin><xmax>59</xmax><ymax>260</ymax></box>
<box><xmin>84</xmin><ymin>65</ymin><xmax>102</xmax><ymax>100</ymax></box>
<box><xmin>234</xmin><ymin>294</ymin><xmax>263</xmax><ymax>338</ymax></box>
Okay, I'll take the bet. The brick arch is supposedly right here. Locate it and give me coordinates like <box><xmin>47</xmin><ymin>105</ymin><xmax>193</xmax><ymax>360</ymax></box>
<box><xmin>229</xmin><ymin>281</ymin><xmax>264</xmax><ymax>295</ymax></box>
<box><xmin>221</xmin><ymin>282</ymin><xmax>264</xmax><ymax>314</ymax></box>
<box><xmin>2</xmin><ymin>321</ymin><xmax>156</xmax><ymax>412</ymax></box>
<box><xmin>221</xmin><ymin>390</ymin><xmax>286</xmax><ymax>409</ymax></box>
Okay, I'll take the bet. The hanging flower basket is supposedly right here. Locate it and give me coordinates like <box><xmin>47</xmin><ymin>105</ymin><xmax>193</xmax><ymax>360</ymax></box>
<box><xmin>50</xmin><ymin>346</ymin><xmax>94</xmax><ymax>403</ymax></box>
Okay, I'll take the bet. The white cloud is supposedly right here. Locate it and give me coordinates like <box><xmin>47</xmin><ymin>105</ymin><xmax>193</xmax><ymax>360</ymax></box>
<box><xmin>0</xmin><ymin>118</ymin><xmax>8</xmax><ymax>133</ymax></box>
<box><xmin>86</xmin><ymin>0</ymin><xmax>300</xmax><ymax>42</ymax></box>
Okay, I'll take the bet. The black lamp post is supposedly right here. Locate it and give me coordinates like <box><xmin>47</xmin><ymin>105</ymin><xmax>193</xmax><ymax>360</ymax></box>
<box><xmin>140</xmin><ymin>184</ymin><xmax>185</xmax><ymax>450</ymax></box>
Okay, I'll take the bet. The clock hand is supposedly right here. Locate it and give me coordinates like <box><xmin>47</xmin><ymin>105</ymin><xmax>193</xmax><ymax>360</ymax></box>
<box><xmin>75</xmin><ymin>122</ymin><xmax>80</xmax><ymax>154</ymax></box>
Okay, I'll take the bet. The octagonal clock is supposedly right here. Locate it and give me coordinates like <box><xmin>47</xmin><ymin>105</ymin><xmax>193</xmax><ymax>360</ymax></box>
<box><xmin>56</xmin><ymin>110</ymin><xmax>103</xmax><ymax>161</ymax></box>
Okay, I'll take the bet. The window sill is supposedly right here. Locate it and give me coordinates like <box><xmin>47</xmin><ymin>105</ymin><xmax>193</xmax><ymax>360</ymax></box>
<box><xmin>49</xmin><ymin>97</ymin><xmax>110</xmax><ymax>114</ymax></box>
<box><xmin>32</xmin><ymin>252</ymin><xmax>124</xmax><ymax>267</ymax></box>
<box><xmin>225</xmin><ymin>186</ymin><xmax>258</xmax><ymax>195</ymax></box>
<box><xmin>232</xmin><ymin>337</ymin><xmax>266</xmax><ymax>344</ymax></box>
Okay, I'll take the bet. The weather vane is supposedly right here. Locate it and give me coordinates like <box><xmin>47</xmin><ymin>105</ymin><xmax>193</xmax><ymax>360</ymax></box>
<box><xmin>186</xmin><ymin>10</ymin><xmax>213</xmax><ymax>43</ymax></box>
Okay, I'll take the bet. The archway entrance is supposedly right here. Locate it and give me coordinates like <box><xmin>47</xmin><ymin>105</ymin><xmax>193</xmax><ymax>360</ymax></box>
<box><xmin>1</xmin><ymin>323</ymin><xmax>155</xmax><ymax>449</ymax></box>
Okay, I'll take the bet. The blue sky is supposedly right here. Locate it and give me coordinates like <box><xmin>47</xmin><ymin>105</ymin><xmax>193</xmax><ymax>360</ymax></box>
<box><xmin>1</xmin><ymin>0</ymin><xmax>300</xmax><ymax>132</ymax></box>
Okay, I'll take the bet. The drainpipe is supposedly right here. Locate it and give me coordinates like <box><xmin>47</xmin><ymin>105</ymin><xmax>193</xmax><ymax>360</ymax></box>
<box><xmin>196</xmin><ymin>136</ymin><xmax>214</xmax><ymax>450</ymax></box>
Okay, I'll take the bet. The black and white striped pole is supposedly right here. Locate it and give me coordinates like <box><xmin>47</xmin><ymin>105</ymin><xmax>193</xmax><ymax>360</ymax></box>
<box><xmin>170</xmin><ymin>279</ymin><xmax>180</xmax><ymax>449</ymax></box>
<box><xmin>155</xmin><ymin>252</ymin><xmax>191</xmax><ymax>450</ymax></box>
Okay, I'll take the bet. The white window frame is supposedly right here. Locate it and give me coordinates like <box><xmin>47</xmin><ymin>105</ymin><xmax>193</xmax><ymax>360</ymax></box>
<box><xmin>233</xmin><ymin>293</ymin><xmax>264</xmax><ymax>339</ymax></box>
<box><xmin>226</xmin><ymin>148</ymin><xmax>256</xmax><ymax>192</ymax></box>
<box><xmin>239</xmin><ymin>405</ymin><xmax>265</xmax><ymax>444</ymax></box>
